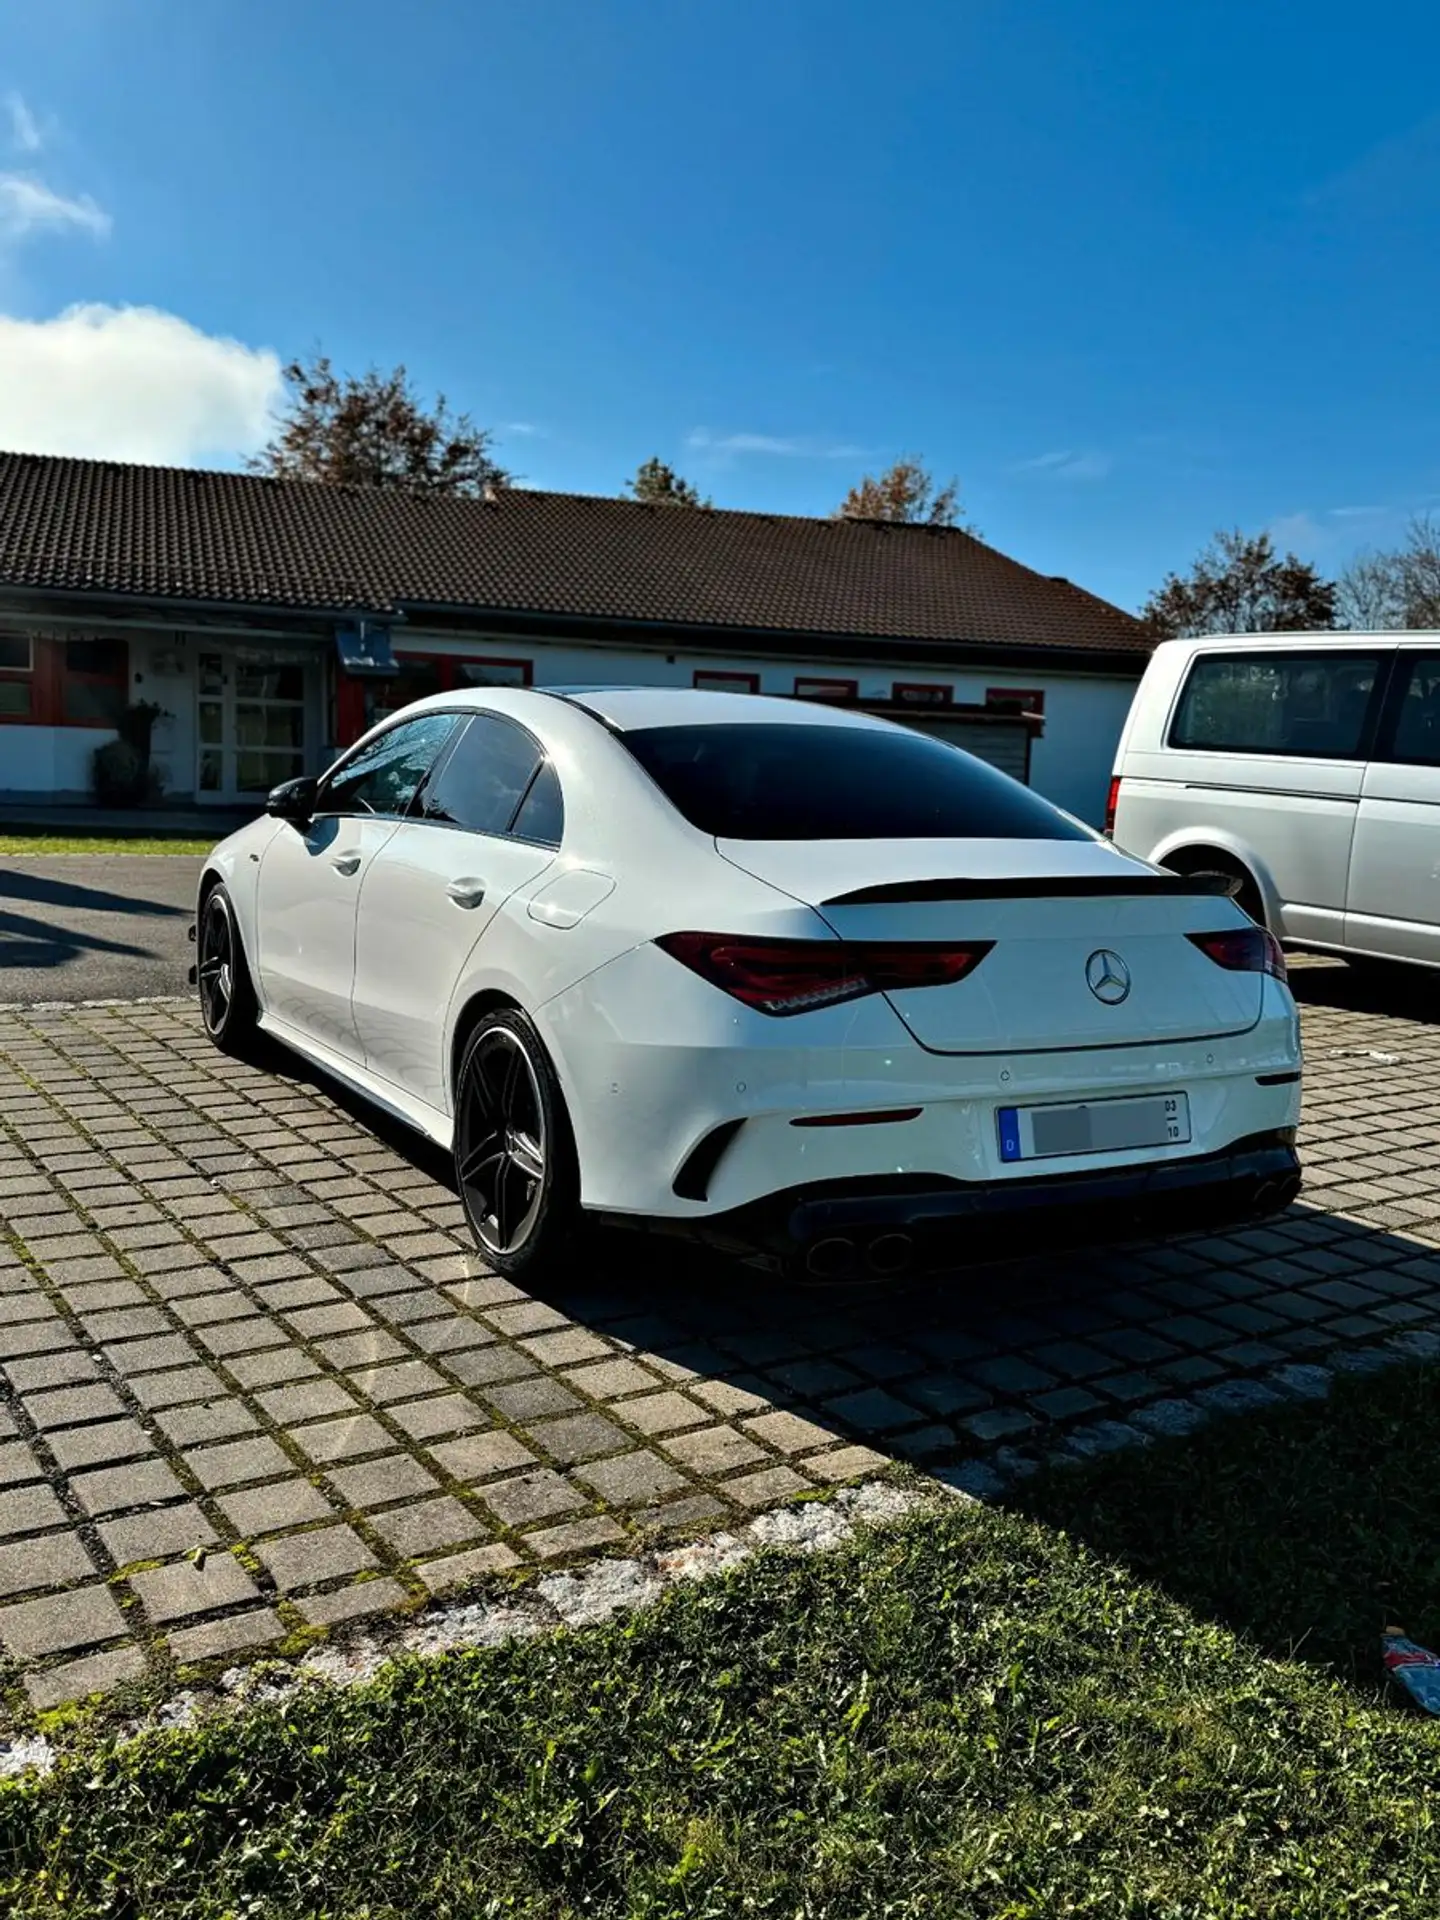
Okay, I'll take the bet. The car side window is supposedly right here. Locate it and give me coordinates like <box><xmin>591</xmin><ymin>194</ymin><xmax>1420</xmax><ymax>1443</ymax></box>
<box><xmin>318</xmin><ymin>713</ymin><xmax>459</xmax><ymax>818</ymax></box>
<box><xmin>1169</xmin><ymin>651</ymin><xmax>1385</xmax><ymax>759</ymax></box>
<box><xmin>511</xmin><ymin>760</ymin><xmax>564</xmax><ymax>846</ymax></box>
<box><xmin>418</xmin><ymin>712</ymin><xmax>547</xmax><ymax>837</ymax></box>
<box><xmin>1380</xmin><ymin>655</ymin><xmax>1440</xmax><ymax>768</ymax></box>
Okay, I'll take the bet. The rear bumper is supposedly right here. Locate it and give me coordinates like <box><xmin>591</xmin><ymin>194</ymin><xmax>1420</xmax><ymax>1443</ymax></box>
<box><xmin>683</xmin><ymin>1129</ymin><xmax>1301</xmax><ymax>1276</ymax></box>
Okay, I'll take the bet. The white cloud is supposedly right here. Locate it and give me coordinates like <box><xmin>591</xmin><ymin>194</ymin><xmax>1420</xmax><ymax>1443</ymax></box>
<box><xmin>687</xmin><ymin>427</ymin><xmax>862</xmax><ymax>459</ymax></box>
<box><xmin>0</xmin><ymin>172</ymin><xmax>109</xmax><ymax>242</ymax></box>
<box><xmin>6</xmin><ymin>92</ymin><xmax>42</xmax><ymax>153</ymax></box>
<box><xmin>1328</xmin><ymin>504</ymin><xmax>1387</xmax><ymax>520</ymax></box>
<box><xmin>500</xmin><ymin>420</ymin><xmax>543</xmax><ymax>437</ymax></box>
<box><xmin>0</xmin><ymin>303</ymin><xmax>283</xmax><ymax>464</ymax></box>
<box><xmin>1014</xmin><ymin>448</ymin><xmax>1111</xmax><ymax>480</ymax></box>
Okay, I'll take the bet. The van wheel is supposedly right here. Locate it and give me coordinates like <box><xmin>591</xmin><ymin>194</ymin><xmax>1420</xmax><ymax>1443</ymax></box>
<box><xmin>1165</xmin><ymin>855</ymin><xmax>1265</xmax><ymax>929</ymax></box>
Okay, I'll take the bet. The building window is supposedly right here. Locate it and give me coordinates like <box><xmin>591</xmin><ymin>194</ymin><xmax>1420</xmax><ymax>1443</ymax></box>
<box><xmin>892</xmin><ymin>681</ymin><xmax>953</xmax><ymax>707</ymax></box>
<box><xmin>794</xmin><ymin>676</ymin><xmax>857</xmax><ymax>702</ymax></box>
<box><xmin>456</xmin><ymin>657</ymin><xmax>532</xmax><ymax>687</ymax></box>
<box><xmin>63</xmin><ymin>637</ymin><xmax>129</xmax><ymax>726</ymax></box>
<box><xmin>0</xmin><ymin>631</ymin><xmax>33</xmax><ymax>721</ymax></box>
<box><xmin>986</xmin><ymin>687</ymin><xmax>1044</xmax><ymax>714</ymax></box>
<box><xmin>693</xmin><ymin>670</ymin><xmax>759</xmax><ymax>693</ymax></box>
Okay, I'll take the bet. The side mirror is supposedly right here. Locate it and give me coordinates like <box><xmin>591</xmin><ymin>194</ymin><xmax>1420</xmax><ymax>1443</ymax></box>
<box><xmin>266</xmin><ymin>775</ymin><xmax>318</xmax><ymax>826</ymax></box>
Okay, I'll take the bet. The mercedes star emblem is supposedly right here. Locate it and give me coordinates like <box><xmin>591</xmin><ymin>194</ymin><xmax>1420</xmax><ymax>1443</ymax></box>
<box><xmin>1085</xmin><ymin>949</ymin><xmax>1132</xmax><ymax>1005</ymax></box>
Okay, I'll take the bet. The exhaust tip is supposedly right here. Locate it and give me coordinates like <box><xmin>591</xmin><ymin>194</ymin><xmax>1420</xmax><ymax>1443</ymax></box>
<box><xmin>805</xmin><ymin>1236</ymin><xmax>858</xmax><ymax>1280</ymax></box>
<box><xmin>866</xmin><ymin>1231</ymin><xmax>914</xmax><ymax>1277</ymax></box>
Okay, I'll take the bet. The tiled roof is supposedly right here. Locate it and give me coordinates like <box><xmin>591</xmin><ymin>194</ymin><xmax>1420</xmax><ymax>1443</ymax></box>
<box><xmin>0</xmin><ymin>451</ymin><xmax>1146</xmax><ymax>656</ymax></box>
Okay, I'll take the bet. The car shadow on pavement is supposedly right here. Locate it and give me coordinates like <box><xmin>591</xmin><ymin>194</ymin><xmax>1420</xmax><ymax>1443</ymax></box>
<box><xmin>1289</xmin><ymin>954</ymin><xmax>1440</xmax><ymax>1024</ymax></box>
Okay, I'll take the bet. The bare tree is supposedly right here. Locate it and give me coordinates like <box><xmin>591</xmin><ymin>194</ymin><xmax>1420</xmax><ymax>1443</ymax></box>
<box><xmin>1142</xmin><ymin>528</ymin><xmax>1336</xmax><ymax>639</ymax></box>
<box><xmin>835</xmin><ymin>456</ymin><xmax>966</xmax><ymax>527</ymax></box>
<box><xmin>624</xmin><ymin>457</ymin><xmax>710</xmax><ymax>507</ymax></box>
<box><xmin>250</xmin><ymin>354</ymin><xmax>510</xmax><ymax>496</ymax></box>
<box><xmin>1395</xmin><ymin>513</ymin><xmax>1440</xmax><ymax>626</ymax></box>
<box><xmin>1335</xmin><ymin>549</ymin><xmax>1405</xmax><ymax>630</ymax></box>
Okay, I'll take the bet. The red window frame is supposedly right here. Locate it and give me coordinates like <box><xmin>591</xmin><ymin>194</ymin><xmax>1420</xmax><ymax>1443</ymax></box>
<box><xmin>693</xmin><ymin>669</ymin><xmax>760</xmax><ymax>693</ymax></box>
<box><xmin>794</xmin><ymin>676</ymin><xmax>858</xmax><ymax>702</ymax></box>
<box><xmin>891</xmin><ymin>681</ymin><xmax>954</xmax><ymax>707</ymax></box>
<box><xmin>986</xmin><ymin>686</ymin><xmax>1045</xmax><ymax>714</ymax></box>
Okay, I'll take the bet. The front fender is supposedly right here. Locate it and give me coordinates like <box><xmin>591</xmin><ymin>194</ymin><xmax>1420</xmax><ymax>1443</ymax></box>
<box><xmin>197</xmin><ymin>820</ymin><xmax>285</xmax><ymax>999</ymax></box>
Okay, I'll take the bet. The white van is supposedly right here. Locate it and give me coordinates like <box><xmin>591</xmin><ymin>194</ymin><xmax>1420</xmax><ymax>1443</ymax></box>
<box><xmin>1108</xmin><ymin>632</ymin><xmax>1440</xmax><ymax>969</ymax></box>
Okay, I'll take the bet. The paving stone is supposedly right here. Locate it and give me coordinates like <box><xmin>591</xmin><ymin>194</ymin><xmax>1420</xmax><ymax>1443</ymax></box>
<box><xmin>724</xmin><ymin>1464</ymin><xmax>811</xmax><ymax>1508</ymax></box>
<box><xmin>26</xmin><ymin>1645</ymin><xmax>147</xmax><ymax>1710</ymax></box>
<box><xmin>637</xmin><ymin>1492</ymin><xmax>729</xmax><ymax>1531</ymax></box>
<box><xmin>257</xmin><ymin>1524</ymin><xmax>378</xmax><ymax>1591</ymax></box>
<box><xmin>0</xmin><ymin>1582</ymin><xmax>126</xmax><ymax>1657</ymax></box>
<box><xmin>155</xmin><ymin>1400</ymin><xmax>260</xmax><ymax>1447</ymax></box>
<box><xmin>256</xmin><ymin>1379</ymin><xmax>359</xmax><ymax>1425</ymax></box>
<box><xmin>221</xmin><ymin>1479</ymin><xmax>335</xmax><ymax>1536</ymax></box>
<box><xmin>479</xmin><ymin>1469</ymin><xmax>587</xmax><ymax>1528</ymax></box>
<box><xmin>405</xmin><ymin>1316</ymin><xmax>496</xmax><ymax>1356</ymax></box>
<box><xmin>664</xmin><ymin>1426</ymin><xmax>768</xmax><ymax>1476</ymax></box>
<box><xmin>427</xmin><ymin>1430</ymin><xmax>537</xmax><ymax>1484</ymax></box>
<box><xmin>821</xmin><ymin>1388</ymin><xmax>920</xmax><ymax>1435</ymax></box>
<box><xmin>962</xmin><ymin>1407</ymin><xmax>1039</xmax><ymax>1443</ymax></box>
<box><xmin>69</xmin><ymin>1457</ymin><xmax>187</xmax><ymax>1516</ymax></box>
<box><xmin>370</xmin><ymin>1495</ymin><xmax>485</xmax><ymax>1557</ymax></box>
<box><xmin>0</xmin><ymin>1530</ymin><xmax>97</xmax><ymax>1599</ymax></box>
<box><xmin>386</xmin><ymin>1392</ymin><xmax>489</xmax><ymax>1441</ymax></box>
<box><xmin>417</xmin><ymin>1541</ymin><xmax>521</xmax><ymax>1592</ymax></box>
<box><xmin>526</xmin><ymin>1411</ymin><xmax>631</xmax><ymax>1464</ymax></box>
<box><xmin>290</xmin><ymin>1412</ymin><xmax>394</xmax><ymax>1465</ymax></box>
<box><xmin>443</xmin><ymin>1345</ymin><xmax>539</xmax><ymax>1389</ymax></box>
<box><xmin>1033</xmin><ymin>1386</ymin><xmax>1105</xmax><ymax>1423</ymax></box>
<box><xmin>616</xmin><ymin>1390</ymin><xmax>711</xmax><ymax>1436</ymax></box>
<box><xmin>741</xmin><ymin>1409</ymin><xmax>841</xmax><ymax>1456</ymax></box>
<box><xmin>315</xmin><ymin>1329</ymin><xmax>408</xmax><ymax>1370</ymax></box>
<box><xmin>23</xmin><ymin>1381</ymin><xmax>127</xmax><ymax>1429</ymax></box>
<box><xmin>0</xmin><ymin>1314</ymin><xmax>73</xmax><ymax>1359</ymax></box>
<box><xmin>45</xmin><ymin>1417</ymin><xmax>161</xmax><ymax>1487</ymax></box>
<box><xmin>298</xmin><ymin>1578</ymin><xmax>408</xmax><ymax>1627</ymax></box>
<box><xmin>131</xmin><ymin>1365</ymin><xmax>225</xmax><ymax>1409</ymax></box>
<box><xmin>518</xmin><ymin>1328</ymin><xmax>612</xmax><ymax>1367</ymax></box>
<box><xmin>485</xmin><ymin>1377</ymin><xmax>586</xmax><ymax>1424</ymax></box>
<box><xmin>328</xmin><ymin>1454</ymin><xmax>442</xmax><ymax>1509</ymax></box>
<box><xmin>227</xmin><ymin>1346</ymin><xmax>319</xmax><ymax>1389</ymax></box>
<box><xmin>578</xmin><ymin>1450</ymin><xmax>690</xmax><ymax>1505</ymax></box>
<box><xmin>800</xmin><ymin>1444</ymin><xmax>891</xmax><ymax>1482</ymax></box>
<box><xmin>0</xmin><ymin>1482</ymin><xmax>70</xmax><ymax>1539</ymax></box>
<box><xmin>484</xmin><ymin>1300</ymin><xmax>571</xmax><ymax>1336</ymax></box>
<box><xmin>690</xmin><ymin>1378</ymin><xmax>771</xmax><ymax>1417</ymax></box>
<box><xmin>526</xmin><ymin>1515</ymin><xmax>626</xmax><ymax>1559</ymax></box>
<box><xmin>557</xmin><ymin>1356</ymin><xmax>660</xmax><ymax>1400</ymax></box>
<box><xmin>0</xmin><ymin>1440</ymin><xmax>45</xmax><ymax>1488</ymax></box>
<box><xmin>100</xmin><ymin>1502</ymin><xmax>220</xmax><ymax>1567</ymax></box>
<box><xmin>185</xmin><ymin>1435</ymin><xmax>293</xmax><ymax>1490</ymax></box>
<box><xmin>130</xmin><ymin>1551</ymin><xmax>259</xmax><ymax>1624</ymax></box>
<box><xmin>6</xmin><ymin>1348</ymin><xmax>98</xmax><ymax>1393</ymax></box>
<box><xmin>168</xmin><ymin>1608</ymin><xmax>286</xmax><ymax>1666</ymax></box>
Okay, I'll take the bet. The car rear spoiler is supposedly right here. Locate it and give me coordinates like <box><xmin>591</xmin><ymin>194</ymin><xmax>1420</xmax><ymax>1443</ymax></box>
<box><xmin>823</xmin><ymin>872</ymin><xmax>1240</xmax><ymax>907</ymax></box>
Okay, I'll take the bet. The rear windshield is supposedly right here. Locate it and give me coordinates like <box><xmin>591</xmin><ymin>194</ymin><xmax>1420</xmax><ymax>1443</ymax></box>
<box><xmin>620</xmin><ymin>722</ymin><xmax>1089</xmax><ymax>841</ymax></box>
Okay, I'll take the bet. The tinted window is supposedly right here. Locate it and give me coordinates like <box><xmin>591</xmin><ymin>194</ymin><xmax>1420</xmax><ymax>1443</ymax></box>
<box><xmin>1170</xmin><ymin>651</ymin><xmax>1384</xmax><ymax>758</ymax></box>
<box><xmin>620</xmin><ymin>722</ymin><xmax>1087</xmax><ymax>841</ymax></box>
<box><xmin>511</xmin><ymin>760</ymin><xmax>564</xmax><ymax>845</ymax></box>
<box><xmin>320</xmin><ymin>712</ymin><xmax>458</xmax><ymax>817</ymax></box>
<box><xmin>419</xmin><ymin>713</ymin><xmax>544</xmax><ymax>835</ymax></box>
<box><xmin>1381</xmin><ymin>654</ymin><xmax>1440</xmax><ymax>767</ymax></box>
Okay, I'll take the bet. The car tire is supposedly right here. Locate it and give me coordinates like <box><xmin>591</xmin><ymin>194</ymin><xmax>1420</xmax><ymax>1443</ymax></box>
<box><xmin>197</xmin><ymin>884</ymin><xmax>260</xmax><ymax>1056</ymax></box>
<box><xmin>453</xmin><ymin>1008</ymin><xmax>582</xmax><ymax>1283</ymax></box>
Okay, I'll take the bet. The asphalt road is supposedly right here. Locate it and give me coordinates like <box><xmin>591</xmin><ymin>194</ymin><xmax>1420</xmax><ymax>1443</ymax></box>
<box><xmin>0</xmin><ymin>855</ymin><xmax>205</xmax><ymax>1005</ymax></box>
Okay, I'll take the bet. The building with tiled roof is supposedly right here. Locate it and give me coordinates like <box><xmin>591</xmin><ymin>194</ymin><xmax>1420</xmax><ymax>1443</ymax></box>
<box><xmin>0</xmin><ymin>451</ymin><xmax>1149</xmax><ymax>819</ymax></box>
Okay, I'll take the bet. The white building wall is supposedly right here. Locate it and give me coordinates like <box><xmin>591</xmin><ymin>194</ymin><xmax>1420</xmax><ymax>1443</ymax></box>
<box><xmin>1026</xmin><ymin>676</ymin><xmax>1140</xmax><ymax>823</ymax></box>
<box><xmin>0</xmin><ymin>725</ymin><xmax>118</xmax><ymax>798</ymax></box>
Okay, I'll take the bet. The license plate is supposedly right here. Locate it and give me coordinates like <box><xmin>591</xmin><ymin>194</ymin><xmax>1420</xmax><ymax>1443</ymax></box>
<box><xmin>997</xmin><ymin>1092</ymin><xmax>1191</xmax><ymax>1163</ymax></box>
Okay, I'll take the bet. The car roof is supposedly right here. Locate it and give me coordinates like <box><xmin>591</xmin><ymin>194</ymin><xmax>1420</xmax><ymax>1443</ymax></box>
<box><xmin>543</xmin><ymin>686</ymin><xmax>886</xmax><ymax>732</ymax></box>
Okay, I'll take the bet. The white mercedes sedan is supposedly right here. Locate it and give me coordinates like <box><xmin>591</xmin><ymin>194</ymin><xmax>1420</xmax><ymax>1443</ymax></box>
<box><xmin>192</xmin><ymin>687</ymin><xmax>1303</xmax><ymax>1281</ymax></box>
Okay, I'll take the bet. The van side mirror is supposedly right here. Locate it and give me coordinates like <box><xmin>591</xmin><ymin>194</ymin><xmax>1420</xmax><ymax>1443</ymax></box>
<box><xmin>266</xmin><ymin>775</ymin><xmax>318</xmax><ymax>826</ymax></box>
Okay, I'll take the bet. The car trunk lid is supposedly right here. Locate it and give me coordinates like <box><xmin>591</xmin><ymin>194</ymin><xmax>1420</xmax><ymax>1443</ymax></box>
<box><xmin>715</xmin><ymin>837</ymin><xmax>1263</xmax><ymax>1054</ymax></box>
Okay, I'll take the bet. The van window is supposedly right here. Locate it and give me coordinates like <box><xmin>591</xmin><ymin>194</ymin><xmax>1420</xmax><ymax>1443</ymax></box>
<box><xmin>1168</xmin><ymin>651</ymin><xmax>1385</xmax><ymax>759</ymax></box>
<box><xmin>1380</xmin><ymin>654</ymin><xmax>1440</xmax><ymax>767</ymax></box>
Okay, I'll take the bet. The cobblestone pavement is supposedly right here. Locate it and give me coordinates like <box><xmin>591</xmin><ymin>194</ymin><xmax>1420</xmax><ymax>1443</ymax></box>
<box><xmin>2</xmin><ymin>958</ymin><xmax>1439</xmax><ymax>1715</ymax></box>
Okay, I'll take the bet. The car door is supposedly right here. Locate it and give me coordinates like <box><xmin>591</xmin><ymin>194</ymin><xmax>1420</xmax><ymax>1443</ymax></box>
<box><xmin>255</xmin><ymin>710</ymin><xmax>461</xmax><ymax>1060</ymax></box>
<box><xmin>1157</xmin><ymin>646</ymin><xmax>1388</xmax><ymax>945</ymax></box>
<box><xmin>1346</xmin><ymin>647</ymin><xmax>1440</xmax><ymax>964</ymax></box>
<box><xmin>351</xmin><ymin>711</ymin><xmax>564</xmax><ymax>1110</ymax></box>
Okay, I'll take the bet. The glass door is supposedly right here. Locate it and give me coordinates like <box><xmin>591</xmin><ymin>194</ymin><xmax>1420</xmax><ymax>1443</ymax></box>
<box><xmin>196</xmin><ymin>649</ymin><xmax>310</xmax><ymax>802</ymax></box>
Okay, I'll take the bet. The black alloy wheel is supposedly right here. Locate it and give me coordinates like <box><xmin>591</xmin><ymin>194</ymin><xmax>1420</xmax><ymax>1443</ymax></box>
<box><xmin>454</xmin><ymin>1009</ymin><xmax>578</xmax><ymax>1279</ymax></box>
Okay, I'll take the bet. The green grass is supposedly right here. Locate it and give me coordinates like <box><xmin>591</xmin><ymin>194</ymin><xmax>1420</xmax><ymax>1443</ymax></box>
<box><xmin>5</xmin><ymin>1363</ymin><xmax>1440</xmax><ymax>1918</ymax></box>
<box><xmin>0</xmin><ymin>834</ymin><xmax>216</xmax><ymax>855</ymax></box>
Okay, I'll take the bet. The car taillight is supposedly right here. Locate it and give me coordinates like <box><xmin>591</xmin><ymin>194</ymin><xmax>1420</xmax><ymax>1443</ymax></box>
<box><xmin>655</xmin><ymin>932</ymin><xmax>993</xmax><ymax>1016</ymax></box>
<box><xmin>1188</xmin><ymin>927</ymin><xmax>1287</xmax><ymax>981</ymax></box>
<box><xmin>1104</xmin><ymin>775</ymin><xmax>1122</xmax><ymax>838</ymax></box>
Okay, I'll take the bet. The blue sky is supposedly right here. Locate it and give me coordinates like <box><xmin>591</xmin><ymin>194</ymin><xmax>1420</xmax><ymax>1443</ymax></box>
<box><xmin>0</xmin><ymin>0</ymin><xmax>1436</xmax><ymax>612</ymax></box>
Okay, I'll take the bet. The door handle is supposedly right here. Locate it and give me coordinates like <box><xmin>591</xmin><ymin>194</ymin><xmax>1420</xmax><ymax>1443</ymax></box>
<box><xmin>332</xmin><ymin>851</ymin><xmax>362</xmax><ymax>876</ymax></box>
<box><xmin>446</xmin><ymin>877</ymin><xmax>487</xmax><ymax>909</ymax></box>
